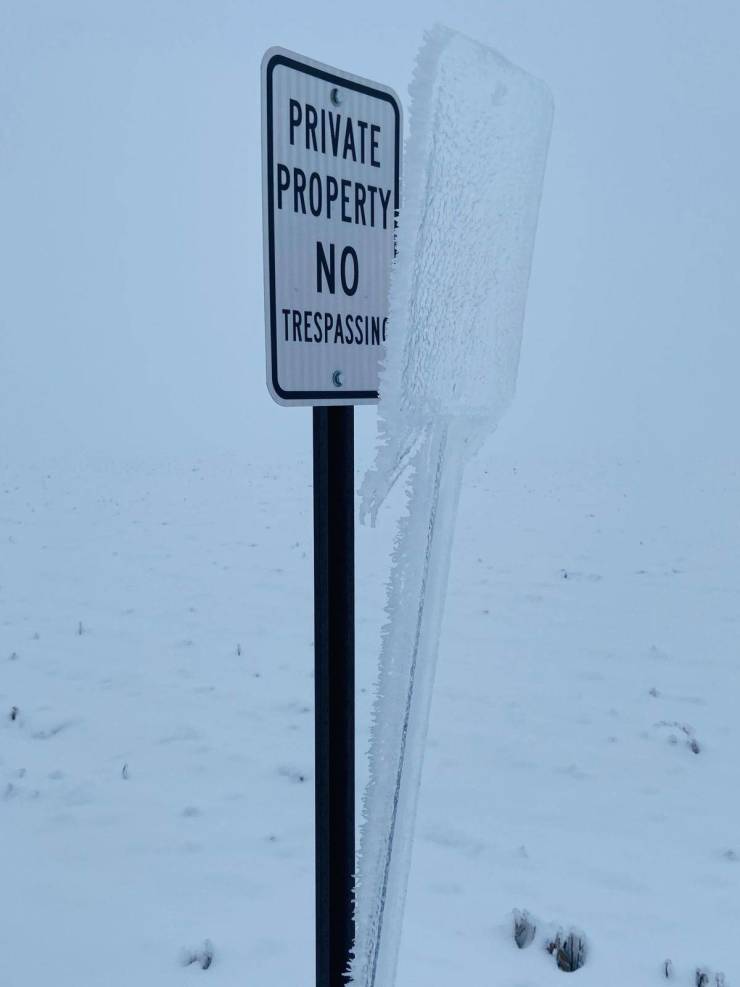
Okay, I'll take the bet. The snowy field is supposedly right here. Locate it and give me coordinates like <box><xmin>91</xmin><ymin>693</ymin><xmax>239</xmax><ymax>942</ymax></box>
<box><xmin>2</xmin><ymin>444</ymin><xmax>737</xmax><ymax>986</ymax></box>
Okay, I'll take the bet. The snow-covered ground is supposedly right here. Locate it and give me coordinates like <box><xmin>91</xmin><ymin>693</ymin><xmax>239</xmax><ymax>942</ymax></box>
<box><xmin>2</xmin><ymin>445</ymin><xmax>737</xmax><ymax>985</ymax></box>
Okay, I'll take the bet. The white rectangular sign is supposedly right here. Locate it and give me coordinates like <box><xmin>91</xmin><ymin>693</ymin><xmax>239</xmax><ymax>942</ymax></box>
<box><xmin>261</xmin><ymin>48</ymin><xmax>401</xmax><ymax>405</ymax></box>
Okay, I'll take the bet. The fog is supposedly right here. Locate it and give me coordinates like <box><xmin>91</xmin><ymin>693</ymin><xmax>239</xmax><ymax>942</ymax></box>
<box><xmin>2</xmin><ymin>0</ymin><xmax>738</xmax><ymax>464</ymax></box>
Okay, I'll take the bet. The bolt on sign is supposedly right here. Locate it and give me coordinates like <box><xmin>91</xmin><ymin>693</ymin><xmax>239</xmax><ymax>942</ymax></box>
<box><xmin>261</xmin><ymin>48</ymin><xmax>402</xmax><ymax>405</ymax></box>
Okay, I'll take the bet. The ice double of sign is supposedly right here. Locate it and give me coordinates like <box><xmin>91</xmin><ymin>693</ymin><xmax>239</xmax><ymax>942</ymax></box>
<box><xmin>261</xmin><ymin>48</ymin><xmax>402</xmax><ymax>405</ymax></box>
<box><xmin>352</xmin><ymin>26</ymin><xmax>553</xmax><ymax>987</ymax></box>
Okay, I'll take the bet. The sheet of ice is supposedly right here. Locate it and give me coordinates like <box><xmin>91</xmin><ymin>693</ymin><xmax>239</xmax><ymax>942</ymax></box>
<box><xmin>362</xmin><ymin>26</ymin><xmax>553</xmax><ymax>520</ymax></box>
<box><xmin>352</xmin><ymin>26</ymin><xmax>553</xmax><ymax>987</ymax></box>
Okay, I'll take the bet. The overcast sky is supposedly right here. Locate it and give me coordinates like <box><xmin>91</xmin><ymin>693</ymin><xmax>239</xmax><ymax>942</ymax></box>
<box><xmin>2</xmin><ymin>0</ymin><xmax>738</xmax><ymax>465</ymax></box>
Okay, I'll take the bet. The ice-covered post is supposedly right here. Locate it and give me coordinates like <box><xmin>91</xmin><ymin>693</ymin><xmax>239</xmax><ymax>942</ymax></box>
<box><xmin>352</xmin><ymin>28</ymin><xmax>553</xmax><ymax>987</ymax></box>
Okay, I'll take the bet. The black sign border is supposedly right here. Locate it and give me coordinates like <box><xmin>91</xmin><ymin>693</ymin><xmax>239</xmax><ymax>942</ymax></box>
<box><xmin>265</xmin><ymin>53</ymin><xmax>401</xmax><ymax>403</ymax></box>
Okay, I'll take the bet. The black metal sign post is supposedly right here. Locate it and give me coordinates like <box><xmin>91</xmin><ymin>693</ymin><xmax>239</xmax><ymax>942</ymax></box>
<box><xmin>261</xmin><ymin>46</ymin><xmax>400</xmax><ymax>987</ymax></box>
<box><xmin>313</xmin><ymin>406</ymin><xmax>355</xmax><ymax>987</ymax></box>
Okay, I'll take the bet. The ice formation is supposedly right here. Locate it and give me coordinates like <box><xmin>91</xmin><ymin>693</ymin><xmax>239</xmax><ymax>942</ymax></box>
<box><xmin>352</xmin><ymin>26</ymin><xmax>553</xmax><ymax>987</ymax></box>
